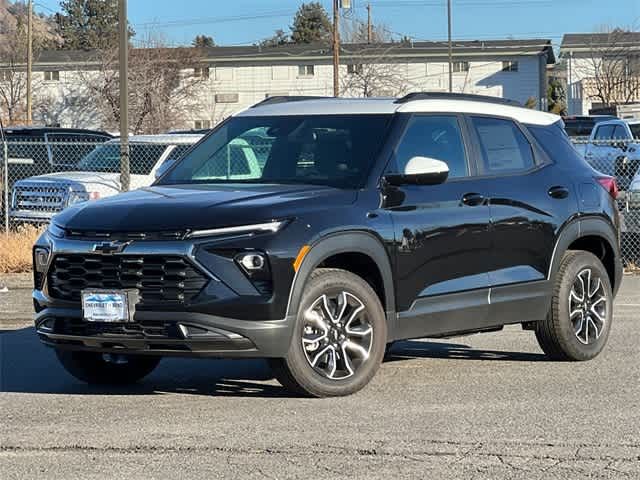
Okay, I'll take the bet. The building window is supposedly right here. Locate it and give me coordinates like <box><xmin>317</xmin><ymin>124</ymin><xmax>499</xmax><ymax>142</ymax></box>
<box><xmin>194</xmin><ymin>120</ymin><xmax>211</xmax><ymax>129</ymax></box>
<box><xmin>502</xmin><ymin>61</ymin><xmax>518</xmax><ymax>72</ymax></box>
<box><xmin>298</xmin><ymin>65</ymin><xmax>315</xmax><ymax>77</ymax></box>
<box><xmin>452</xmin><ymin>62</ymin><xmax>469</xmax><ymax>73</ymax></box>
<box><xmin>193</xmin><ymin>67</ymin><xmax>210</xmax><ymax>79</ymax></box>
<box><xmin>44</xmin><ymin>71</ymin><xmax>60</xmax><ymax>81</ymax></box>
<box><xmin>0</xmin><ymin>70</ymin><xmax>10</xmax><ymax>82</ymax></box>
<box><xmin>347</xmin><ymin>64</ymin><xmax>363</xmax><ymax>75</ymax></box>
<box><xmin>215</xmin><ymin>93</ymin><xmax>239</xmax><ymax>103</ymax></box>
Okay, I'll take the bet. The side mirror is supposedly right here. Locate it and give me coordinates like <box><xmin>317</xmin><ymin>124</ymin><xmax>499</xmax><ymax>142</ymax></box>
<box><xmin>154</xmin><ymin>158</ymin><xmax>176</xmax><ymax>180</ymax></box>
<box><xmin>384</xmin><ymin>156</ymin><xmax>450</xmax><ymax>186</ymax></box>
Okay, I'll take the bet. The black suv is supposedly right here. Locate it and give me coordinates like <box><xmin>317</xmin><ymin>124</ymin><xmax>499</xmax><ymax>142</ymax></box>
<box><xmin>33</xmin><ymin>94</ymin><xmax>623</xmax><ymax>397</ymax></box>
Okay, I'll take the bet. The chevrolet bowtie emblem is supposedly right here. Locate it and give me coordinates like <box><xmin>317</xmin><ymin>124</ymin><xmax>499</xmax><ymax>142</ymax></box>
<box><xmin>92</xmin><ymin>241</ymin><xmax>130</xmax><ymax>255</ymax></box>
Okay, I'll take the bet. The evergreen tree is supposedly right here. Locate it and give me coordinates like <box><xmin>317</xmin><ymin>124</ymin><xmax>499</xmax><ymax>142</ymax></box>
<box><xmin>290</xmin><ymin>2</ymin><xmax>331</xmax><ymax>44</ymax></box>
<box><xmin>260</xmin><ymin>29</ymin><xmax>289</xmax><ymax>48</ymax></box>
<box><xmin>55</xmin><ymin>0</ymin><xmax>132</xmax><ymax>50</ymax></box>
<box><xmin>192</xmin><ymin>35</ymin><xmax>215</xmax><ymax>48</ymax></box>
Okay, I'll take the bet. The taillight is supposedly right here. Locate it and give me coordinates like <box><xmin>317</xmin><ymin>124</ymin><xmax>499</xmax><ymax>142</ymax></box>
<box><xmin>596</xmin><ymin>176</ymin><xmax>619</xmax><ymax>199</ymax></box>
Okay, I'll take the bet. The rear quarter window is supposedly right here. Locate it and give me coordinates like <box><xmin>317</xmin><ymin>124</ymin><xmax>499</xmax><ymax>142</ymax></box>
<box><xmin>527</xmin><ymin>122</ymin><xmax>589</xmax><ymax>167</ymax></box>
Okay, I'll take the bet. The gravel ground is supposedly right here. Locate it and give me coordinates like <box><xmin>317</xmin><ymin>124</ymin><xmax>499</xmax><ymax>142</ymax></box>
<box><xmin>1</xmin><ymin>274</ymin><xmax>639</xmax><ymax>479</ymax></box>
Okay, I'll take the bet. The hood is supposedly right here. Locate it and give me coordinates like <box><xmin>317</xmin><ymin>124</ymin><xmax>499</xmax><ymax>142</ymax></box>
<box><xmin>55</xmin><ymin>183</ymin><xmax>358</xmax><ymax>232</ymax></box>
<box><xmin>17</xmin><ymin>171</ymin><xmax>121</xmax><ymax>191</ymax></box>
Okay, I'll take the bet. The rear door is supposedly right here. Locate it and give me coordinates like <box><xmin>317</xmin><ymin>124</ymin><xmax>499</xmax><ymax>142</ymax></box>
<box><xmin>467</xmin><ymin>115</ymin><xmax>572</xmax><ymax>325</ymax></box>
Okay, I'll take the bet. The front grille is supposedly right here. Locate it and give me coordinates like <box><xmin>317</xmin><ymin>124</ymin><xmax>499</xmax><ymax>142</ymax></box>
<box><xmin>47</xmin><ymin>254</ymin><xmax>208</xmax><ymax>308</ymax></box>
<box><xmin>12</xmin><ymin>183</ymin><xmax>68</xmax><ymax>213</ymax></box>
<box><xmin>53</xmin><ymin>317</ymin><xmax>176</xmax><ymax>338</ymax></box>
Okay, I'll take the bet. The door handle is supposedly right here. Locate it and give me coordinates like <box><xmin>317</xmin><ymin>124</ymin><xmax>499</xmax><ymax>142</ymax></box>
<box><xmin>461</xmin><ymin>192</ymin><xmax>485</xmax><ymax>206</ymax></box>
<box><xmin>548</xmin><ymin>185</ymin><xmax>569</xmax><ymax>199</ymax></box>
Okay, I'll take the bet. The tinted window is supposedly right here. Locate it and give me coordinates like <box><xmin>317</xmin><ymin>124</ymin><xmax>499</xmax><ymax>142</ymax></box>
<box><xmin>471</xmin><ymin>117</ymin><xmax>535</xmax><ymax>174</ymax></box>
<box><xmin>528</xmin><ymin>122</ymin><xmax>587</xmax><ymax>167</ymax></box>
<box><xmin>391</xmin><ymin>115</ymin><xmax>468</xmax><ymax>179</ymax></box>
<box><xmin>629</xmin><ymin>124</ymin><xmax>640</xmax><ymax>139</ymax></box>
<box><xmin>594</xmin><ymin>125</ymin><xmax>615</xmax><ymax>141</ymax></box>
<box><xmin>160</xmin><ymin>115</ymin><xmax>391</xmax><ymax>188</ymax></box>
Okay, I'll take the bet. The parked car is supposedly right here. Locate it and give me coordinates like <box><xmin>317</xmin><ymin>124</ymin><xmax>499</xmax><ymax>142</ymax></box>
<box><xmin>583</xmin><ymin>119</ymin><xmax>640</xmax><ymax>189</ymax></box>
<box><xmin>563</xmin><ymin>115</ymin><xmax>617</xmax><ymax>157</ymax></box>
<box><xmin>33</xmin><ymin>93</ymin><xmax>622</xmax><ymax>397</ymax></box>
<box><xmin>10</xmin><ymin>134</ymin><xmax>203</xmax><ymax>224</ymax></box>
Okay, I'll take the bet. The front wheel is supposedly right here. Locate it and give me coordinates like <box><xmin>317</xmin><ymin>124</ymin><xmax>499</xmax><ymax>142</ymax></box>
<box><xmin>535</xmin><ymin>250</ymin><xmax>613</xmax><ymax>361</ymax></box>
<box><xmin>56</xmin><ymin>350</ymin><xmax>161</xmax><ymax>385</ymax></box>
<box><xmin>270</xmin><ymin>268</ymin><xmax>387</xmax><ymax>397</ymax></box>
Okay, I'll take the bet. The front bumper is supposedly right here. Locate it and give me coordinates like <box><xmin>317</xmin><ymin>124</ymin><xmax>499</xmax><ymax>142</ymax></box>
<box><xmin>35</xmin><ymin>297</ymin><xmax>295</xmax><ymax>358</ymax></box>
<box><xmin>10</xmin><ymin>209</ymin><xmax>57</xmax><ymax>223</ymax></box>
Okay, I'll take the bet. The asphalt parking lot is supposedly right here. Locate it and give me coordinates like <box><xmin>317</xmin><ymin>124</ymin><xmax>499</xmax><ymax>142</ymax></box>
<box><xmin>1</xmin><ymin>273</ymin><xmax>639</xmax><ymax>479</ymax></box>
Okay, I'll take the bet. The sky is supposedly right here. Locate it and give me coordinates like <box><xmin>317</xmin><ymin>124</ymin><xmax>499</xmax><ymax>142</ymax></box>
<box><xmin>33</xmin><ymin>0</ymin><xmax>640</xmax><ymax>50</ymax></box>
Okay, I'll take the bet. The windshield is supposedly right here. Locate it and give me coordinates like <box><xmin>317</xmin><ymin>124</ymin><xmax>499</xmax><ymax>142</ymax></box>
<box><xmin>157</xmin><ymin>115</ymin><xmax>392</xmax><ymax>188</ymax></box>
<box><xmin>78</xmin><ymin>143</ymin><xmax>168</xmax><ymax>175</ymax></box>
<box><xmin>630</xmin><ymin>124</ymin><xmax>640</xmax><ymax>140</ymax></box>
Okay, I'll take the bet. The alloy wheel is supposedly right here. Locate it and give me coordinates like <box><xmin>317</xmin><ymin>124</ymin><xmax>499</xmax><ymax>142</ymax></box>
<box><xmin>301</xmin><ymin>291</ymin><xmax>373</xmax><ymax>380</ymax></box>
<box><xmin>568</xmin><ymin>268</ymin><xmax>608</xmax><ymax>345</ymax></box>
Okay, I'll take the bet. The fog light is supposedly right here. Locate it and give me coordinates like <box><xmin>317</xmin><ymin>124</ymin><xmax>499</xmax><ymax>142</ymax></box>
<box><xmin>239</xmin><ymin>253</ymin><xmax>266</xmax><ymax>271</ymax></box>
<box><xmin>34</xmin><ymin>247</ymin><xmax>50</xmax><ymax>273</ymax></box>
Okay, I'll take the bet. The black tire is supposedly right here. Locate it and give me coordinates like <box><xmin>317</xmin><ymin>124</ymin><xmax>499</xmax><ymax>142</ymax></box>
<box><xmin>56</xmin><ymin>350</ymin><xmax>161</xmax><ymax>385</ymax></box>
<box><xmin>535</xmin><ymin>250</ymin><xmax>613</xmax><ymax>361</ymax></box>
<box><xmin>269</xmin><ymin>268</ymin><xmax>387</xmax><ymax>397</ymax></box>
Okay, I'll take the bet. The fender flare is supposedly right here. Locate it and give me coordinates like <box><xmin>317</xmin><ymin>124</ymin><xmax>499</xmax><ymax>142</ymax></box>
<box><xmin>548</xmin><ymin>215</ymin><xmax>619</xmax><ymax>282</ymax></box>
<box><xmin>286</xmin><ymin>231</ymin><xmax>396</xmax><ymax>323</ymax></box>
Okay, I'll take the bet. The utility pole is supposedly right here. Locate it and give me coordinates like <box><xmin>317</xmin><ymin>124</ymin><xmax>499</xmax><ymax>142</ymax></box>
<box><xmin>332</xmin><ymin>0</ymin><xmax>340</xmax><ymax>97</ymax></box>
<box><xmin>447</xmin><ymin>0</ymin><xmax>453</xmax><ymax>93</ymax></box>
<box><xmin>367</xmin><ymin>3</ymin><xmax>372</xmax><ymax>44</ymax></box>
<box><xmin>118</xmin><ymin>0</ymin><xmax>130</xmax><ymax>192</ymax></box>
<box><xmin>26</xmin><ymin>0</ymin><xmax>33</xmax><ymax>125</ymax></box>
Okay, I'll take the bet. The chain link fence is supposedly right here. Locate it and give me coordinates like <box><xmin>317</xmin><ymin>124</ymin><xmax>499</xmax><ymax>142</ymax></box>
<box><xmin>0</xmin><ymin>136</ymin><xmax>205</xmax><ymax>231</ymax></box>
<box><xmin>571</xmin><ymin>137</ymin><xmax>640</xmax><ymax>268</ymax></box>
<box><xmin>2</xmin><ymin>133</ymin><xmax>640</xmax><ymax>269</ymax></box>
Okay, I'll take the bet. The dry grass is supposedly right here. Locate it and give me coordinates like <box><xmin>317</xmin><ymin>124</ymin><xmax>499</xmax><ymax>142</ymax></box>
<box><xmin>0</xmin><ymin>225</ymin><xmax>44</xmax><ymax>274</ymax></box>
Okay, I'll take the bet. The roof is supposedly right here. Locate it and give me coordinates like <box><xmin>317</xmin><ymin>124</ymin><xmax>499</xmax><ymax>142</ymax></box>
<box><xmin>237</xmin><ymin>96</ymin><xmax>560</xmax><ymax>126</ymax></box>
<box><xmin>107</xmin><ymin>134</ymin><xmax>204</xmax><ymax>144</ymax></box>
<box><xmin>560</xmin><ymin>32</ymin><xmax>640</xmax><ymax>55</ymax></box>
<box><xmin>29</xmin><ymin>38</ymin><xmax>555</xmax><ymax>69</ymax></box>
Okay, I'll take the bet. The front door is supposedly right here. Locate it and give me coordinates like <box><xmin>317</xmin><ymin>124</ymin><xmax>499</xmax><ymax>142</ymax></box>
<box><xmin>381</xmin><ymin>114</ymin><xmax>494</xmax><ymax>339</ymax></box>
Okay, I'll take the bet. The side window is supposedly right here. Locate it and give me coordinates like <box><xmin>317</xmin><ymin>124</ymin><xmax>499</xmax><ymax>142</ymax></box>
<box><xmin>611</xmin><ymin>125</ymin><xmax>630</xmax><ymax>140</ymax></box>
<box><xmin>594</xmin><ymin>125</ymin><xmax>615</xmax><ymax>141</ymax></box>
<box><xmin>391</xmin><ymin>115</ymin><xmax>468</xmax><ymax>179</ymax></box>
<box><xmin>471</xmin><ymin>117</ymin><xmax>535</xmax><ymax>174</ymax></box>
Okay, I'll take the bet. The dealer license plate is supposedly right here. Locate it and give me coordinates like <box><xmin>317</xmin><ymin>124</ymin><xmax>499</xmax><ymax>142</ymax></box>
<box><xmin>82</xmin><ymin>290</ymin><xmax>133</xmax><ymax>323</ymax></box>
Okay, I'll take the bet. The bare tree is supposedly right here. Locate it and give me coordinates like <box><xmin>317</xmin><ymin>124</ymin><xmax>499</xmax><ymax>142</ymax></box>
<box><xmin>0</xmin><ymin>1</ymin><xmax>60</xmax><ymax>124</ymax></box>
<box><xmin>576</xmin><ymin>29</ymin><xmax>640</xmax><ymax>107</ymax></box>
<box><xmin>79</xmin><ymin>34</ymin><xmax>209</xmax><ymax>134</ymax></box>
<box><xmin>341</xmin><ymin>45</ymin><xmax>408</xmax><ymax>98</ymax></box>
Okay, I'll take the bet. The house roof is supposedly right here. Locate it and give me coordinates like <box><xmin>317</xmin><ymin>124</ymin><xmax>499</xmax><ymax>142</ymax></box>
<box><xmin>30</xmin><ymin>38</ymin><xmax>555</xmax><ymax>69</ymax></box>
<box><xmin>560</xmin><ymin>32</ymin><xmax>640</xmax><ymax>55</ymax></box>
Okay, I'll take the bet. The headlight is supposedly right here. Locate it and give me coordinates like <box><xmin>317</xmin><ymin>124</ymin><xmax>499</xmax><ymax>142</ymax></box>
<box><xmin>186</xmin><ymin>220</ymin><xmax>289</xmax><ymax>239</ymax></box>
<box><xmin>48</xmin><ymin>222</ymin><xmax>65</xmax><ymax>238</ymax></box>
<box><xmin>67</xmin><ymin>191</ymin><xmax>100</xmax><ymax>206</ymax></box>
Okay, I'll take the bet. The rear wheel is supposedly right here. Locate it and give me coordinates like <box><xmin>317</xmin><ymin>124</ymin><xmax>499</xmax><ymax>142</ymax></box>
<box><xmin>535</xmin><ymin>250</ymin><xmax>613</xmax><ymax>361</ymax></box>
<box><xmin>56</xmin><ymin>350</ymin><xmax>161</xmax><ymax>385</ymax></box>
<box><xmin>270</xmin><ymin>268</ymin><xmax>387</xmax><ymax>397</ymax></box>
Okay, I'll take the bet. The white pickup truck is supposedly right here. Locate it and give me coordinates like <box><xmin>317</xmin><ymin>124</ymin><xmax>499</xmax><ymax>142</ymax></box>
<box><xmin>583</xmin><ymin>119</ymin><xmax>640</xmax><ymax>190</ymax></box>
<box><xmin>9</xmin><ymin>134</ymin><xmax>203</xmax><ymax>223</ymax></box>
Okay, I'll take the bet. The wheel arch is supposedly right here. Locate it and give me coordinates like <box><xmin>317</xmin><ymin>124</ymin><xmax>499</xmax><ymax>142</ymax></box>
<box><xmin>286</xmin><ymin>231</ymin><xmax>396</xmax><ymax>326</ymax></box>
<box><xmin>549</xmin><ymin>216</ymin><xmax>621</xmax><ymax>294</ymax></box>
